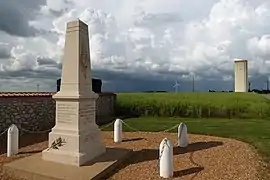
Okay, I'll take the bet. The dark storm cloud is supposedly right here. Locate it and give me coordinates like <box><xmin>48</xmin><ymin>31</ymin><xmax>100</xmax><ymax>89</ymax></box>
<box><xmin>92</xmin><ymin>69</ymin><xmax>234</xmax><ymax>92</ymax></box>
<box><xmin>94</xmin><ymin>68</ymin><xmax>270</xmax><ymax>92</ymax></box>
<box><xmin>0</xmin><ymin>65</ymin><xmax>268</xmax><ymax>92</ymax></box>
<box><xmin>154</xmin><ymin>69</ymin><xmax>191</xmax><ymax>80</ymax></box>
<box><xmin>249</xmin><ymin>74</ymin><xmax>270</xmax><ymax>90</ymax></box>
<box><xmin>0</xmin><ymin>0</ymin><xmax>45</xmax><ymax>37</ymax></box>
<box><xmin>0</xmin><ymin>68</ymin><xmax>60</xmax><ymax>80</ymax></box>
<box><xmin>92</xmin><ymin>69</ymin><xmax>155</xmax><ymax>81</ymax></box>
<box><xmin>92</xmin><ymin>69</ymin><xmax>175</xmax><ymax>92</ymax></box>
<box><xmin>0</xmin><ymin>47</ymin><xmax>10</xmax><ymax>59</ymax></box>
<box><xmin>92</xmin><ymin>69</ymin><xmax>179</xmax><ymax>82</ymax></box>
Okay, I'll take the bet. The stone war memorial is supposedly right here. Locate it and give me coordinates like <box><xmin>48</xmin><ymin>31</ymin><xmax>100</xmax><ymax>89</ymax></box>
<box><xmin>4</xmin><ymin>19</ymin><xmax>130</xmax><ymax>180</ymax></box>
<box><xmin>42</xmin><ymin>19</ymin><xmax>106</xmax><ymax>166</ymax></box>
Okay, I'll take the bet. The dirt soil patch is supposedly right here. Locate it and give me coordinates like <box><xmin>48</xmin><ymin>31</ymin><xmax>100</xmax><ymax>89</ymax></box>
<box><xmin>0</xmin><ymin>132</ymin><xmax>263</xmax><ymax>180</ymax></box>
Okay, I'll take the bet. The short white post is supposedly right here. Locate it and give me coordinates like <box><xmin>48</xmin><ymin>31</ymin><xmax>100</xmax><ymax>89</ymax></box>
<box><xmin>7</xmin><ymin>124</ymin><xmax>19</xmax><ymax>157</ymax></box>
<box><xmin>114</xmin><ymin>119</ymin><xmax>122</xmax><ymax>143</ymax></box>
<box><xmin>178</xmin><ymin>122</ymin><xmax>188</xmax><ymax>147</ymax></box>
<box><xmin>159</xmin><ymin>138</ymin><xmax>173</xmax><ymax>178</ymax></box>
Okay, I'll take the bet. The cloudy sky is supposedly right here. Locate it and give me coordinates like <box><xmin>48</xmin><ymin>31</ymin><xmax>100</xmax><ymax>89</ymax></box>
<box><xmin>1</xmin><ymin>0</ymin><xmax>270</xmax><ymax>92</ymax></box>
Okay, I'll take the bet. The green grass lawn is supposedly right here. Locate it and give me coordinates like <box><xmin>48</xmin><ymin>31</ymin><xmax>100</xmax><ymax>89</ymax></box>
<box><xmin>101</xmin><ymin>117</ymin><xmax>270</xmax><ymax>162</ymax></box>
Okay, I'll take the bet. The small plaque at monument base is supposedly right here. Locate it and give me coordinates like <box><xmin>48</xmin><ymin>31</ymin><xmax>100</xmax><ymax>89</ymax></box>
<box><xmin>57</xmin><ymin>102</ymin><xmax>77</xmax><ymax>124</ymax></box>
<box><xmin>79</xmin><ymin>101</ymin><xmax>96</xmax><ymax>125</ymax></box>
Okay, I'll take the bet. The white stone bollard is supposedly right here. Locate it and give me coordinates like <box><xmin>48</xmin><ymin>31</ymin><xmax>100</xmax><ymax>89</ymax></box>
<box><xmin>7</xmin><ymin>124</ymin><xmax>19</xmax><ymax>157</ymax></box>
<box><xmin>178</xmin><ymin>122</ymin><xmax>188</xmax><ymax>147</ymax></box>
<box><xmin>114</xmin><ymin>119</ymin><xmax>122</xmax><ymax>143</ymax></box>
<box><xmin>159</xmin><ymin>138</ymin><xmax>173</xmax><ymax>178</ymax></box>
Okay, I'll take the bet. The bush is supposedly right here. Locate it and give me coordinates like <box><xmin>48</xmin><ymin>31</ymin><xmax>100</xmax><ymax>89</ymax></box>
<box><xmin>115</xmin><ymin>92</ymin><xmax>270</xmax><ymax>119</ymax></box>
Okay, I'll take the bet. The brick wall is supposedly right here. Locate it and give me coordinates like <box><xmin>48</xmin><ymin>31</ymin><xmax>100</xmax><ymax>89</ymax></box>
<box><xmin>0</xmin><ymin>92</ymin><xmax>116</xmax><ymax>133</ymax></box>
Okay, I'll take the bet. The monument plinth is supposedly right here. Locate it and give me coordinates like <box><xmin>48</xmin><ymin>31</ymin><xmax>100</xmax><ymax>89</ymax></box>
<box><xmin>42</xmin><ymin>19</ymin><xmax>106</xmax><ymax>166</ymax></box>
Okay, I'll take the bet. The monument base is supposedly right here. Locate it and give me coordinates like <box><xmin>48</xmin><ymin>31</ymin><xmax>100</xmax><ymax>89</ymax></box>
<box><xmin>42</xmin><ymin>145</ymin><xmax>106</xmax><ymax>167</ymax></box>
<box><xmin>43</xmin><ymin>87</ymin><xmax>106</xmax><ymax>167</ymax></box>
<box><xmin>4</xmin><ymin>148</ymin><xmax>132</xmax><ymax>180</ymax></box>
<box><xmin>42</xmin><ymin>128</ymin><xmax>106</xmax><ymax>166</ymax></box>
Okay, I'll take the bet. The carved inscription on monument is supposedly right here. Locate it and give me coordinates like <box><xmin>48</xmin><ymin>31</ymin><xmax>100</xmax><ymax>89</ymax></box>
<box><xmin>57</xmin><ymin>103</ymin><xmax>77</xmax><ymax>124</ymax></box>
<box><xmin>79</xmin><ymin>102</ymin><xmax>95</xmax><ymax>125</ymax></box>
<box><xmin>83</xmin><ymin>131</ymin><xmax>98</xmax><ymax>143</ymax></box>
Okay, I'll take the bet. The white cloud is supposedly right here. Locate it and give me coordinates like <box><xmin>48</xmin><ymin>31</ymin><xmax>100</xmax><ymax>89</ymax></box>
<box><xmin>1</xmin><ymin>0</ymin><xmax>270</xmax><ymax>91</ymax></box>
<box><xmin>248</xmin><ymin>35</ymin><xmax>270</xmax><ymax>56</ymax></box>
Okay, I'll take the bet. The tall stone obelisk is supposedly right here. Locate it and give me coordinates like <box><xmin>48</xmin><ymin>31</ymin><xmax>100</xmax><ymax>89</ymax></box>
<box><xmin>42</xmin><ymin>19</ymin><xmax>106</xmax><ymax>166</ymax></box>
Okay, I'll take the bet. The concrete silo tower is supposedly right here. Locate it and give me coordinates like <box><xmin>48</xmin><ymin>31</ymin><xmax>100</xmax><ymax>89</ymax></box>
<box><xmin>234</xmin><ymin>59</ymin><xmax>248</xmax><ymax>92</ymax></box>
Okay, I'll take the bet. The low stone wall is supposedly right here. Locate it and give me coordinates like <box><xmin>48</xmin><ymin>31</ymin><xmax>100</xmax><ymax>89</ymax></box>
<box><xmin>0</xmin><ymin>92</ymin><xmax>116</xmax><ymax>133</ymax></box>
<box><xmin>96</xmin><ymin>93</ymin><xmax>116</xmax><ymax>118</ymax></box>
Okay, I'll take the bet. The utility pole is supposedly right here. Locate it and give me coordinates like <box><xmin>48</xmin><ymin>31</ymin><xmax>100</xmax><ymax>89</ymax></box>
<box><xmin>192</xmin><ymin>76</ymin><xmax>195</xmax><ymax>92</ymax></box>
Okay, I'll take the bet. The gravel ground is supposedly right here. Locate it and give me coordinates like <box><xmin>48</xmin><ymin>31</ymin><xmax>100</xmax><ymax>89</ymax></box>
<box><xmin>0</xmin><ymin>132</ymin><xmax>262</xmax><ymax>180</ymax></box>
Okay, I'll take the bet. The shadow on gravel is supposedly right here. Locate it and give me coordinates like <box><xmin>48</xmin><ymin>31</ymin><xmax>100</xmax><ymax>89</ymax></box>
<box><xmin>104</xmin><ymin>141</ymin><xmax>223</xmax><ymax>179</ymax></box>
<box><xmin>174</xmin><ymin>166</ymin><xmax>204</xmax><ymax>179</ymax></box>
<box><xmin>18</xmin><ymin>149</ymin><xmax>43</xmax><ymax>155</ymax></box>
<box><xmin>122</xmin><ymin>137</ymin><xmax>146</xmax><ymax>142</ymax></box>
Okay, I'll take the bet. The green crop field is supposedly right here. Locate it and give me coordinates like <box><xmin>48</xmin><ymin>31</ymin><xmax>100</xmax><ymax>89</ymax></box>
<box><xmin>115</xmin><ymin>92</ymin><xmax>270</xmax><ymax>119</ymax></box>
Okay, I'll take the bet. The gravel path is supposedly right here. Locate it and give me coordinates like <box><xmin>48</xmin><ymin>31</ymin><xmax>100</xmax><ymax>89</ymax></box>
<box><xmin>0</xmin><ymin>132</ymin><xmax>262</xmax><ymax>180</ymax></box>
